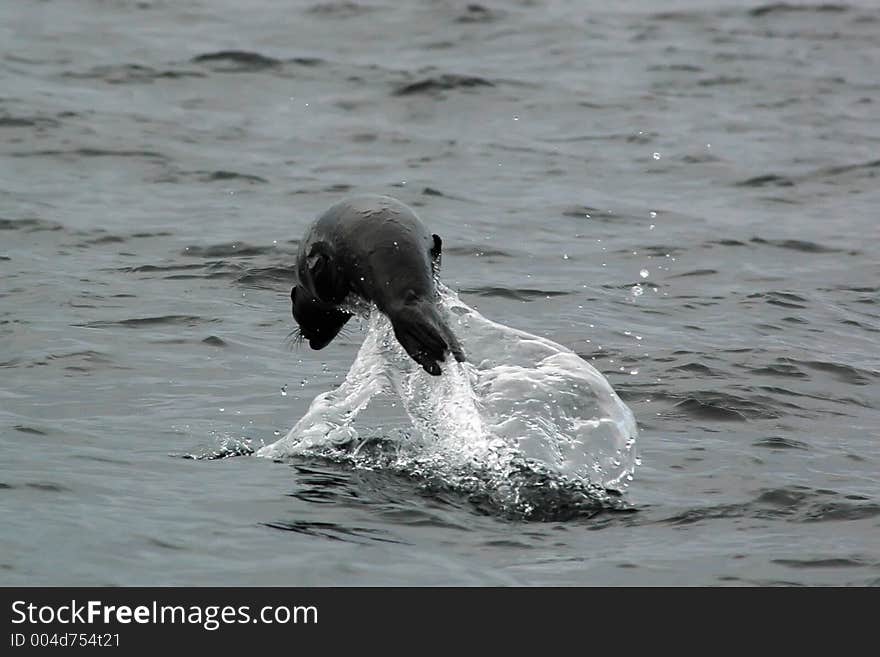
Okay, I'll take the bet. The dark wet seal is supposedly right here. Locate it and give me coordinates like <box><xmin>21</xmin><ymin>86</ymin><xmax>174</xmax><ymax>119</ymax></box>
<box><xmin>460</xmin><ymin>286</ymin><xmax>569</xmax><ymax>302</ymax></box>
<box><xmin>13</xmin><ymin>426</ymin><xmax>48</xmax><ymax>435</ymax></box>
<box><xmin>735</xmin><ymin>174</ymin><xmax>795</xmax><ymax>187</ymax></box>
<box><xmin>191</xmin><ymin>50</ymin><xmax>282</xmax><ymax>72</ymax></box>
<box><xmin>748</xmin><ymin>3</ymin><xmax>849</xmax><ymax>17</ymax></box>
<box><xmin>76</xmin><ymin>315</ymin><xmax>213</xmax><ymax>329</ymax></box>
<box><xmin>773</xmin><ymin>558</ymin><xmax>867</xmax><ymax>569</ymax></box>
<box><xmin>753</xmin><ymin>436</ymin><xmax>810</xmax><ymax>450</ymax></box>
<box><xmin>202</xmin><ymin>336</ymin><xmax>226</xmax><ymax>347</ymax></box>
<box><xmin>393</xmin><ymin>74</ymin><xmax>495</xmax><ymax>96</ymax></box>
<box><xmin>200</xmin><ymin>170</ymin><xmax>268</xmax><ymax>184</ymax></box>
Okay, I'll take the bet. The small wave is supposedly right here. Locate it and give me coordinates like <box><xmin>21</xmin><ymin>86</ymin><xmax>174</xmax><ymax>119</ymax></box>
<box><xmin>181</xmin><ymin>243</ymin><xmax>277</xmax><ymax>257</ymax></box>
<box><xmin>772</xmin><ymin>558</ymin><xmax>869</xmax><ymax>569</ymax></box>
<box><xmin>177</xmin><ymin>436</ymin><xmax>255</xmax><ymax>460</ymax></box>
<box><xmin>455</xmin><ymin>4</ymin><xmax>503</xmax><ymax>24</ymax></box>
<box><xmin>753</xmin><ymin>436</ymin><xmax>810</xmax><ymax>450</ymax></box>
<box><xmin>191</xmin><ymin>51</ymin><xmax>282</xmax><ymax>72</ymax></box>
<box><xmin>748</xmin><ymin>3</ymin><xmax>850</xmax><ymax>18</ymax></box>
<box><xmin>263</xmin><ymin>520</ymin><xmax>405</xmax><ymax>545</ymax></box>
<box><xmin>443</xmin><ymin>245</ymin><xmax>514</xmax><ymax>258</ymax></box>
<box><xmin>0</xmin><ymin>115</ymin><xmax>60</xmax><ymax>129</ymax></box>
<box><xmin>77</xmin><ymin>315</ymin><xmax>214</xmax><ymax>329</ymax></box>
<box><xmin>736</xmin><ymin>174</ymin><xmax>795</xmax><ymax>187</ymax></box>
<box><xmin>306</xmin><ymin>2</ymin><xmax>376</xmax><ymax>17</ymax></box>
<box><xmin>64</xmin><ymin>64</ymin><xmax>204</xmax><ymax>84</ymax></box>
<box><xmin>200</xmin><ymin>170</ymin><xmax>268</xmax><ymax>184</ymax></box>
<box><xmin>258</xmin><ymin>285</ymin><xmax>639</xmax><ymax>519</ymax></box>
<box><xmin>0</xmin><ymin>217</ymin><xmax>64</xmax><ymax>232</ymax></box>
<box><xmin>749</xmin><ymin>237</ymin><xmax>843</xmax><ymax>253</ymax></box>
<box><xmin>393</xmin><ymin>74</ymin><xmax>495</xmax><ymax>96</ymax></box>
<box><xmin>460</xmin><ymin>286</ymin><xmax>570</xmax><ymax>301</ymax></box>
<box><xmin>662</xmin><ymin>486</ymin><xmax>879</xmax><ymax>525</ymax></box>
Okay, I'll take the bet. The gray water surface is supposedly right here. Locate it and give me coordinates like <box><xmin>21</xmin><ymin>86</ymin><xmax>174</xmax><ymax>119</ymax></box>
<box><xmin>2</xmin><ymin>0</ymin><xmax>879</xmax><ymax>585</ymax></box>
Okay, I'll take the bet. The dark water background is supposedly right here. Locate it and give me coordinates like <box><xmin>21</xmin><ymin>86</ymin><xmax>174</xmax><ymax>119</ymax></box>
<box><xmin>2</xmin><ymin>0</ymin><xmax>879</xmax><ymax>585</ymax></box>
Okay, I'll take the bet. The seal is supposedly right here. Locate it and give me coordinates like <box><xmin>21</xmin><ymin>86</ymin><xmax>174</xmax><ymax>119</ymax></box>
<box><xmin>291</xmin><ymin>195</ymin><xmax>466</xmax><ymax>375</ymax></box>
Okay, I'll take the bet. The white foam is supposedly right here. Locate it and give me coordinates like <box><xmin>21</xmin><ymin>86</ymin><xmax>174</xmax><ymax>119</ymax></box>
<box><xmin>257</xmin><ymin>285</ymin><xmax>639</xmax><ymax>495</ymax></box>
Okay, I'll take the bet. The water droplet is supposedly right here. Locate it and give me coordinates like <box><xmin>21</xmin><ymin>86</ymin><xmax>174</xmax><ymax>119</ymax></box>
<box><xmin>649</xmin><ymin>224</ymin><xmax>655</xmax><ymax>230</ymax></box>
<box><xmin>640</xmin><ymin>269</ymin><xmax>649</xmax><ymax>278</ymax></box>
<box><xmin>631</xmin><ymin>284</ymin><xmax>644</xmax><ymax>297</ymax></box>
<box><xmin>513</xmin><ymin>115</ymin><xmax>519</xmax><ymax>121</ymax></box>
<box><xmin>652</xmin><ymin>152</ymin><xmax>661</xmax><ymax>160</ymax></box>
<box><xmin>650</xmin><ymin>211</ymin><xmax>657</xmax><ymax>218</ymax></box>
<box><xmin>219</xmin><ymin>408</ymin><xmax>225</xmax><ymax>412</ymax></box>
<box><xmin>630</xmin><ymin>369</ymin><xmax>639</xmax><ymax>375</ymax></box>
<box><xmin>562</xmin><ymin>254</ymin><xmax>569</xmax><ymax>260</ymax></box>
<box><xmin>280</xmin><ymin>384</ymin><xmax>288</xmax><ymax>397</ymax></box>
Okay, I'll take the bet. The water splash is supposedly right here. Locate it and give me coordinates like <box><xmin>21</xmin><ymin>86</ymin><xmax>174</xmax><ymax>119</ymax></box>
<box><xmin>257</xmin><ymin>285</ymin><xmax>639</xmax><ymax>518</ymax></box>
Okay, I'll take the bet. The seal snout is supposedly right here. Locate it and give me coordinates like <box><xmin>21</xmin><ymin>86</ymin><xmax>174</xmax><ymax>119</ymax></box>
<box><xmin>291</xmin><ymin>285</ymin><xmax>352</xmax><ymax>350</ymax></box>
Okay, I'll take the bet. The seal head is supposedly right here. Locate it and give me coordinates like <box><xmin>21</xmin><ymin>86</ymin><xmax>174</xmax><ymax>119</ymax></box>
<box><xmin>290</xmin><ymin>195</ymin><xmax>465</xmax><ymax>374</ymax></box>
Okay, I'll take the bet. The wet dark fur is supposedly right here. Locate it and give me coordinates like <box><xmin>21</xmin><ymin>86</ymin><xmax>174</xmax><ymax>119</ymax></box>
<box><xmin>291</xmin><ymin>195</ymin><xmax>465</xmax><ymax>375</ymax></box>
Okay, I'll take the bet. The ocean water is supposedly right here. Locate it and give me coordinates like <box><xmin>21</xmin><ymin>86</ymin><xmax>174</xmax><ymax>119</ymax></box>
<box><xmin>1</xmin><ymin>0</ymin><xmax>878</xmax><ymax>586</ymax></box>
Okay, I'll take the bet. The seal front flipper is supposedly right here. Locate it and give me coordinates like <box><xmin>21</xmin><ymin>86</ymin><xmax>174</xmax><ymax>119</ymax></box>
<box><xmin>387</xmin><ymin>298</ymin><xmax>465</xmax><ymax>376</ymax></box>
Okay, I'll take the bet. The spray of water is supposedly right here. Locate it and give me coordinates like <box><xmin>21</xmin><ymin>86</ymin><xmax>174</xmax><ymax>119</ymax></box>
<box><xmin>257</xmin><ymin>284</ymin><xmax>639</xmax><ymax>518</ymax></box>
